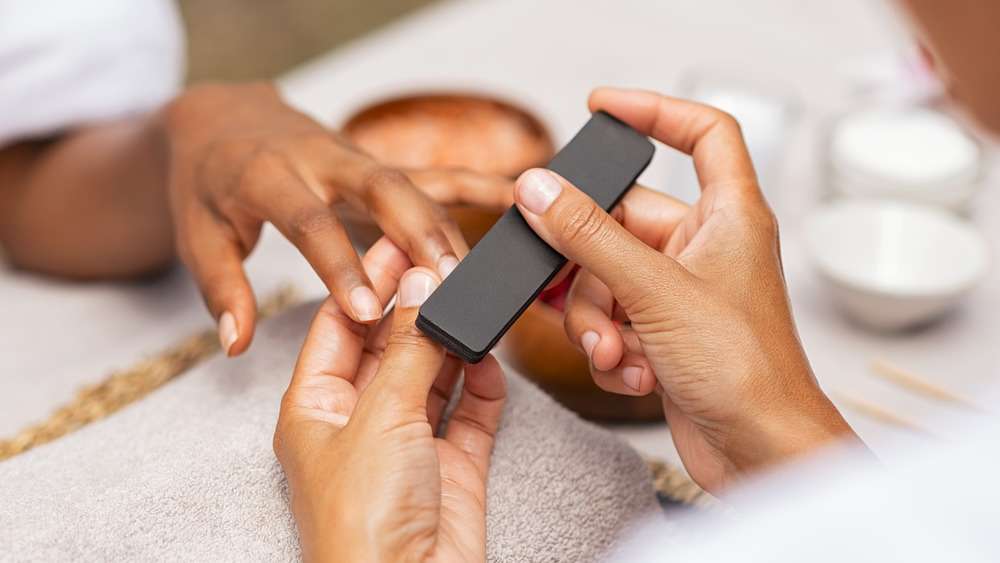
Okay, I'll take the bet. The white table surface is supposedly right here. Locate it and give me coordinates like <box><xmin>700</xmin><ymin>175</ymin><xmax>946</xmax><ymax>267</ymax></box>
<box><xmin>2</xmin><ymin>0</ymin><xmax>997</xmax><ymax>474</ymax></box>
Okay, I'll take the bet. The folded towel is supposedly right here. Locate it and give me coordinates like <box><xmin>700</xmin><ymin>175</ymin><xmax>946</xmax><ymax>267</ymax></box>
<box><xmin>0</xmin><ymin>301</ymin><xmax>660</xmax><ymax>561</ymax></box>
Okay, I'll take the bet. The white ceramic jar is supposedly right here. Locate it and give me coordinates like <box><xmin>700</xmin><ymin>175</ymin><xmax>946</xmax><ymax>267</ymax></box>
<box><xmin>826</xmin><ymin>106</ymin><xmax>982</xmax><ymax>209</ymax></box>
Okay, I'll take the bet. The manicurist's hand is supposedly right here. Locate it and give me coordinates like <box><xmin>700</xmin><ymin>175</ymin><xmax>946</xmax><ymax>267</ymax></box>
<box><xmin>164</xmin><ymin>83</ymin><xmax>509</xmax><ymax>356</ymax></box>
<box><xmin>514</xmin><ymin>88</ymin><xmax>863</xmax><ymax>494</ymax></box>
<box><xmin>273</xmin><ymin>237</ymin><xmax>506</xmax><ymax>562</ymax></box>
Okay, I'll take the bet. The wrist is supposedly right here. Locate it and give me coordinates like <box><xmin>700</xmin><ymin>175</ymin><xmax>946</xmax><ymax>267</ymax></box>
<box><xmin>721</xmin><ymin>393</ymin><xmax>861</xmax><ymax>488</ymax></box>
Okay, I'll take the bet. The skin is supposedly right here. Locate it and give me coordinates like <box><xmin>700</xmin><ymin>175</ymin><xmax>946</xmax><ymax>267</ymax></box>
<box><xmin>896</xmin><ymin>0</ymin><xmax>1000</xmax><ymax>134</ymax></box>
<box><xmin>0</xmin><ymin>117</ymin><xmax>174</xmax><ymax>279</ymax></box>
<box><xmin>273</xmin><ymin>237</ymin><xmax>506</xmax><ymax>562</ymax></box>
<box><xmin>515</xmin><ymin>89</ymin><xmax>863</xmax><ymax>492</ymax></box>
<box><xmin>275</xmin><ymin>88</ymin><xmax>866</xmax><ymax>561</ymax></box>
<box><xmin>3</xmin><ymin>0</ymin><xmax>997</xmax><ymax>555</ymax></box>
<box><xmin>0</xmin><ymin>82</ymin><xmax>512</xmax><ymax>356</ymax></box>
<box><xmin>241</xmin><ymin>7</ymin><xmax>1000</xmax><ymax>554</ymax></box>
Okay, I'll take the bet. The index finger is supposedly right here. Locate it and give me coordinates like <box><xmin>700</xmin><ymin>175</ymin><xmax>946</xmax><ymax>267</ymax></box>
<box><xmin>323</xmin><ymin>156</ymin><xmax>467</xmax><ymax>278</ymax></box>
<box><xmin>588</xmin><ymin>87</ymin><xmax>760</xmax><ymax>199</ymax></box>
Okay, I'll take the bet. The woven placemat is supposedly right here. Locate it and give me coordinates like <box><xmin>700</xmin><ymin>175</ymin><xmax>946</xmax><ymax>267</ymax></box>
<box><xmin>647</xmin><ymin>459</ymin><xmax>721</xmax><ymax>510</ymax></box>
<box><xmin>0</xmin><ymin>285</ymin><xmax>301</xmax><ymax>461</ymax></box>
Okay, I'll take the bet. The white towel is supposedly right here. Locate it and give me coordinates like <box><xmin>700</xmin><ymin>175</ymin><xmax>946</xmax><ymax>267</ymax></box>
<box><xmin>0</xmin><ymin>301</ymin><xmax>660</xmax><ymax>561</ymax></box>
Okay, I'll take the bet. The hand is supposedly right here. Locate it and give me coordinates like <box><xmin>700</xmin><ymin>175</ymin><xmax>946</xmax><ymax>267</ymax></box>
<box><xmin>273</xmin><ymin>237</ymin><xmax>506</xmax><ymax>562</ymax></box>
<box><xmin>163</xmin><ymin>82</ymin><xmax>508</xmax><ymax>356</ymax></box>
<box><xmin>513</xmin><ymin>88</ymin><xmax>861</xmax><ymax>494</ymax></box>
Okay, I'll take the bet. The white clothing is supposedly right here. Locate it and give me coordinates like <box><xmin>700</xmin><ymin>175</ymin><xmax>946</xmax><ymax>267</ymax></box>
<box><xmin>0</xmin><ymin>0</ymin><xmax>184</xmax><ymax>149</ymax></box>
<box><xmin>616</xmin><ymin>403</ymin><xmax>1000</xmax><ymax>562</ymax></box>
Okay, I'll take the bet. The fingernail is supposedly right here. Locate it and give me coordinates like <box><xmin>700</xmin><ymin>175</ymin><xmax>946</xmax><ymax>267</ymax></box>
<box><xmin>518</xmin><ymin>169</ymin><xmax>562</xmax><ymax>215</ymax></box>
<box><xmin>581</xmin><ymin>331</ymin><xmax>600</xmax><ymax>360</ymax></box>
<box><xmin>349</xmin><ymin>286</ymin><xmax>382</xmax><ymax>322</ymax></box>
<box><xmin>218</xmin><ymin>311</ymin><xmax>239</xmax><ymax>357</ymax></box>
<box><xmin>438</xmin><ymin>255</ymin><xmax>460</xmax><ymax>279</ymax></box>
<box><xmin>622</xmin><ymin>365</ymin><xmax>643</xmax><ymax>392</ymax></box>
<box><xmin>399</xmin><ymin>270</ymin><xmax>437</xmax><ymax>308</ymax></box>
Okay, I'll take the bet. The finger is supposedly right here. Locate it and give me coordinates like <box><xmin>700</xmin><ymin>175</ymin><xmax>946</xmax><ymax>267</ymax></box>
<box><xmin>353</xmin><ymin>306</ymin><xmax>396</xmax><ymax>395</ymax></box>
<box><xmin>618</xmin><ymin>323</ymin><xmax>647</xmax><ymax>357</ymax></box>
<box><xmin>351</xmin><ymin>239</ymin><xmax>451</xmax><ymax>397</ymax></box>
<box><xmin>284</xmin><ymin>296</ymin><xmax>365</xmax><ymax>424</ymax></box>
<box><xmin>259</xmin><ymin>171</ymin><xmax>384</xmax><ymax>324</ymax></box>
<box><xmin>292</xmin><ymin>236</ymin><xmax>410</xmax><ymax>384</ymax></box>
<box><xmin>363</xmin><ymin>236</ymin><xmax>415</xmax><ymax>305</ymax></box>
<box><xmin>614</xmin><ymin>185</ymin><xmax>692</xmax><ymax>253</ymax></box>
<box><xmin>611</xmin><ymin>303</ymin><xmax>631</xmax><ymax>323</ymax></box>
<box><xmin>427</xmin><ymin>354</ymin><xmax>464</xmax><ymax>435</ymax></box>
<box><xmin>514</xmin><ymin>168</ymin><xmax>692</xmax><ymax>314</ymax></box>
<box><xmin>437</xmin><ymin>208</ymin><xmax>472</xmax><ymax>261</ymax></box>
<box><xmin>341</xmin><ymin>163</ymin><xmax>464</xmax><ymax>282</ymax></box>
<box><xmin>587</xmin><ymin>87</ymin><xmax>760</xmax><ymax>200</ymax></box>
<box><xmin>444</xmin><ymin>354</ymin><xmax>507</xmax><ymax>481</ymax></box>
<box><xmin>178</xmin><ymin>210</ymin><xmax>257</xmax><ymax>357</ymax></box>
<box><xmin>405</xmin><ymin>168</ymin><xmax>515</xmax><ymax>211</ymax></box>
<box><xmin>590</xmin><ymin>351</ymin><xmax>657</xmax><ymax>396</ymax></box>
<box><xmin>353</xmin><ymin>268</ymin><xmax>446</xmax><ymax>422</ymax></box>
<box><xmin>564</xmin><ymin>269</ymin><xmax>623</xmax><ymax>372</ymax></box>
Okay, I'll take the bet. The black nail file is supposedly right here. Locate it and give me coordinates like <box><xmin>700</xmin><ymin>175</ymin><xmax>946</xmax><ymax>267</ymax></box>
<box><xmin>416</xmin><ymin>110</ymin><xmax>654</xmax><ymax>363</ymax></box>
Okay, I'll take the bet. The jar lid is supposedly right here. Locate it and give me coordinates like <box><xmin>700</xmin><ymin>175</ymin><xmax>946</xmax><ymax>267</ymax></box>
<box><xmin>830</xmin><ymin>107</ymin><xmax>980</xmax><ymax>193</ymax></box>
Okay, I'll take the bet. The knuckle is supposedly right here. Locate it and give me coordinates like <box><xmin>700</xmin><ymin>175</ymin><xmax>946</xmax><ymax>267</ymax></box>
<box><xmin>238</xmin><ymin>150</ymin><xmax>291</xmax><ymax>192</ymax></box>
<box><xmin>362</xmin><ymin>167</ymin><xmax>424</xmax><ymax>217</ymax></box>
<box><xmin>755</xmin><ymin>208</ymin><xmax>779</xmax><ymax>240</ymax></box>
<box><xmin>385</xmin><ymin>322</ymin><xmax>433</xmax><ymax>352</ymax></box>
<box><xmin>287</xmin><ymin>208</ymin><xmax>339</xmax><ymax>241</ymax></box>
<box><xmin>244</xmin><ymin>150</ymin><xmax>285</xmax><ymax>176</ymax></box>
<box><xmin>428</xmin><ymin>199</ymin><xmax>454</xmax><ymax>224</ymax></box>
<box><xmin>711</xmin><ymin>108</ymin><xmax>742</xmax><ymax>133</ymax></box>
<box><xmin>734</xmin><ymin>203</ymin><xmax>778</xmax><ymax>242</ymax></box>
<box><xmin>364</xmin><ymin>167</ymin><xmax>411</xmax><ymax>199</ymax></box>
<box><xmin>561</xmin><ymin>203</ymin><xmax>613</xmax><ymax>248</ymax></box>
<box><xmin>301</xmin><ymin>130</ymin><xmax>336</xmax><ymax>151</ymax></box>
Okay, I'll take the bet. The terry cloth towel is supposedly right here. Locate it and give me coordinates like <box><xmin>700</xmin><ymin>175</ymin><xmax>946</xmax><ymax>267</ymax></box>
<box><xmin>0</xmin><ymin>301</ymin><xmax>660</xmax><ymax>561</ymax></box>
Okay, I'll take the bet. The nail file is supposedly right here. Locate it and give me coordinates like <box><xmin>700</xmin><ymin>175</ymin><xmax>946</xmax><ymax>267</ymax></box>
<box><xmin>416</xmin><ymin>111</ymin><xmax>654</xmax><ymax>363</ymax></box>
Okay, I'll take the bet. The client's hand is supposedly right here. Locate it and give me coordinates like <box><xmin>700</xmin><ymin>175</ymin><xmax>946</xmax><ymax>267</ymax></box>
<box><xmin>273</xmin><ymin>237</ymin><xmax>506</xmax><ymax>562</ymax></box>
<box><xmin>164</xmin><ymin>83</ymin><xmax>510</xmax><ymax>357</ymax></box>
<box><xmin>514</xmin><ymin>88</ymin><xmax>860</xmax><ymax>494</ymax></box>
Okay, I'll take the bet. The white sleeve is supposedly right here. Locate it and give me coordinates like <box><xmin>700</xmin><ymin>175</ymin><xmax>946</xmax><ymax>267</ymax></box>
<box><xmin>615</xmin><ymin>415</ymin><xmax>1000</xmax><ymax>563</ymax></box>
<box><xmin>0</xmin><ymin>0</ymin><xmax>185</xmax><ymax>149</ymax></box>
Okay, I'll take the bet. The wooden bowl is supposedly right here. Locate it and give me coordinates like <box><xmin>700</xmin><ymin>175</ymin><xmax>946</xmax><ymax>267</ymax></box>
<box><xmin>340</xmin><ymin>92</ymin><xmax>662</xmax><ymax>422</ymax></box>
<box><xmin>340</xmin><ymin>93</ymin><xmax>552</xmax><ymax>247</ymax></box>
<box><xmin>342</xmin><ymin>93</ymin><xmax>554</xmax><ymax>176</ymax></box>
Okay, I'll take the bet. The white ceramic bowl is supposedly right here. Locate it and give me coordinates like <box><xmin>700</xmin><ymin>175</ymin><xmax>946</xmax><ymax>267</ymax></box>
<box><xmin>804</xmin><ymin>199</ymin><xmax>990</xmax><ymax>330</ymax></box>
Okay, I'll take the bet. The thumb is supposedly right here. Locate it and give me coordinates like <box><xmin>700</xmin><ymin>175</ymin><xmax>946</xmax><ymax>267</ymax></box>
<box><xmin>355</xmin><ymin>268</ymin><xmax>446</xmax><ymax>421</ymax></box>
<box><xmin>514</xmin><ymin>168</ymin><xmax>686</xmax><ymax>311</ymax></box>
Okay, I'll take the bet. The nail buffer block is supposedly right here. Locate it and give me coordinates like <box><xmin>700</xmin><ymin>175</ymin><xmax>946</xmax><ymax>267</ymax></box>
<box><xmin>416</xmin><ymin>111</ymin><xmax>654</xmax><ymax>363</ymax></box>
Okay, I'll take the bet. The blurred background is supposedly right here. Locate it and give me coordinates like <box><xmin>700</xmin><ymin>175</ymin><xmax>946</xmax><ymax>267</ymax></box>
<box><xmin>177</xmin><ymin>0</ymin><xmax>440</xmax><ymax>82</ymax></box>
